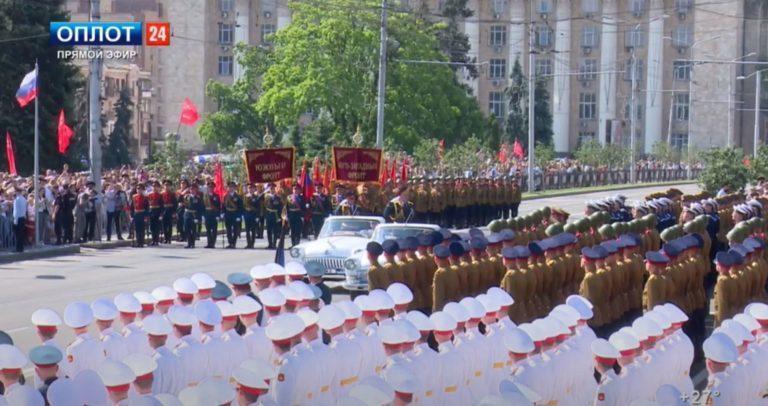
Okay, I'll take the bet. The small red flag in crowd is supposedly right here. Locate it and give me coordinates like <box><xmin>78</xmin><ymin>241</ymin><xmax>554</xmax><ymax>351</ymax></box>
<box><xmin>179</xmin><ymin>97</ymin><xmax>200</xmax><ymax>126</ymax></box>
<box><xmin>498</xmin><ymin>143</ymin><xmax>508</xmax><ymax>164</ymax></box>
<box><xmin>5</xmin><ymin>132</ymin><xmax>17</xmax><ymax>175</ymax></box>
<box><xmin>57</xmin><ymin>109</ymin><xmax>74</xmax><ymax>154</ymax></box>
<box><xmin>323</xmin><ymin>161</ymin><xmax>332</xmax><ymax>189</ymax></box>
<box><xmin>380</xmin><ymin>158</ymin><xmax>389</xmax><ymax>184</ymax></box>
<box><xmin>312</xmin><ymin>157</ymin><xmax>322</xmax><ymax>185</ymax></box>
<box><xmin>390</xmin><ymin>159</ymin><xmax>397</xmax><ymax>182</ymax></box>
<box><xmin>400</xmin><ymin>158</ymin><xmax>409</xmax><ymax>183</ymax></box>
<box><xmin>438</xmin><ymin>139</ymin><xmax>445</xmax><ymax>160</ymax></box>
<box><xmin>513</xmin><ymin>139</ymin><xmax>525</xmax><ymax>160</ymax></box>
<box><xmin>213</xmin><ymin>161</ymin><xmax>226</xmax><ymax>201</ymax></box>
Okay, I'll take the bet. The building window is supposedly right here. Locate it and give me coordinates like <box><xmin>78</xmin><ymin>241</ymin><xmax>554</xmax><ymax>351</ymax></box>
<box><xmin>489</xmin><ymin>59</ymin><xmax>507</xmax><ymax>79</ymax></box>
<box><xmin>220</xmin><ymin>0</ymin><xmax>234</xmax><ymax>12</ymax></box>
<box><xmin>670</xmin><ymin>133</ymin><xmax>688</xmax><ymax>151</ymax></box>
<box><xmin>535</xmin><ymin>25</ymin><xmax>552</xmax><ymax>48</ymax></box>
<box><xmin>624</xmin><ymin>27</ymin><xmax>644</xmax><ymax>48</ymax></box>
<box><xmin>218</xmin><ymin>55</ymin><xmax>233</xmax><ymax>76</ymax></box>
<box><xmin>630</xmin><ymin>0</ymin><xmax>646</xmax><ymax>17</ymax></box>
<box><xmin>673</xmin><ymin>93</ymin><xmax>690</xmax><ymax>121</ymax></box>
<box><xmin>578</xmin><ymin>132</ymin><xmax>596</xmax><ymax>145</ymax></box>
<box><xmin>489</xmin><ymin>92</ymin><xmax>505</xmax><ymax>119</ymax></box>
<box><xmin>490</xmin><ymin>25</ymin><xmax>507</xmax><ymax>46</ymax></box>
<box><xmin>535</xmin><ymin>59</ymin><xmax>552</xmax><ymax>76</ymax></box>
<box><xmin>579</xmin><ymin>59</ymin><xmax>598</xmax><ymax>81</ymax></box>
<box><xmin>579</xmin><ymin>93</ymin><xmax>597</xmax><ymax>120</ymax></box>
<box><xmin>218</xmin><ymin>24</ymin><xmax>233</xmax><ymax>44</ymax></box>
<box><xmin>672</xmin><ymin>25</ymin><xmax>692</xmax><ymax>48</ymax></box>
<box><xmin>675</xmin><ymin>0</ymin><xmax>692</xmax><ymax>12</ymax></box>
<box><xmin>624</xmin><ymin>58</ymin><xmax>644</xmax><ymax>81</ymax></box>
<box><xmin>624</xmin><ymin>102</ymin><xmax>644</xmax><ymax>121</ymax></box>
<box><xmin>492</xmin><ymin>0</ymin><xmax>505</xmax><ymax>15</ymax></box>
<box><xmin>537</xmin><ymin>0</ymin><xmax>552</xmax><ymax>14</ymax></box>
<box><xmin>581</xmin><ymin>0</ymin><xmax>599</xmax><ymax>15</ymax></box>
<box><xmin>673</xmin><ymin>62</ymin><xmax>691</xmax><ymax>81</ymax></box>
<box><xmin>581</xmin><ymin>25</ymin><xmax>599</xmax><ymax>48</ymax></box>
<box><xmin>261</xmin><ymin>24</ymin><xmax>276</xmax><ymax>44</ymax></box>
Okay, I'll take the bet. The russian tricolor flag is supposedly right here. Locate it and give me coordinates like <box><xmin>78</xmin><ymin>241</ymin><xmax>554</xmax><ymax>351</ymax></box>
<box><xmin>16</xmin><ymin>68</ymin><xmax>38</xmax><ymax>108</ymax></box>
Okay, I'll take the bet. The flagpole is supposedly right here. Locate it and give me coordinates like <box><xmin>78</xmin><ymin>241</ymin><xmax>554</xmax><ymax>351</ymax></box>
<box><xmin>34</xmin><ymin>60</ymin><xmax>40</xmax><ymax>247</ymax></box>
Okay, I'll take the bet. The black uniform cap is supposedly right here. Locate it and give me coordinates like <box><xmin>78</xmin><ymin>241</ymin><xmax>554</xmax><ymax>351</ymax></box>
<box><xmin>382</xmin><ymin>239</ymin><xmax>400</xmax><ymax>255</ymax></box>
<box><xmin>366</xmin><ymin>241</ymin><xmax>384</xmax><ymax>256</ymax></box>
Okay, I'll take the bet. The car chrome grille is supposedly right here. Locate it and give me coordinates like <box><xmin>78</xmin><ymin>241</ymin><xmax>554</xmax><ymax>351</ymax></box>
<box><xmin>304</xmin><ymin>257</ymin><xmax>346</xmax><ymax>271</ymax></box>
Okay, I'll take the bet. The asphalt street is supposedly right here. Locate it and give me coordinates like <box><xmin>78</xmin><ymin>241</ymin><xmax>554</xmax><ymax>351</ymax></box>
<box><xmin>0</xmin><ymin>183</ymin><xmax>700</xmax><ymax>372</ymax></box>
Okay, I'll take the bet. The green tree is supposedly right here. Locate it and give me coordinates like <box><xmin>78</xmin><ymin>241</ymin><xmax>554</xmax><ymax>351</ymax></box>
<box><xmin>199</xmin><ymin>45</ymin><xmax>274</xmax><ymax>149</ymax></box>
<box><xmin>0</xmin><ymin>0</ymin><xmax>86</xmax><ymax>173</ymax></box>
<box><xmin>102</xmin><ymin>88</ymin><xmax>133</xmax><ymax>169</ymax></box>
<box><xmin>147</xmin><ymin>134</ymin><xmax>186</xmax><ymax>181</ymax></box>
<box><xmin>573</xmin><ymin>139</ymin><xmax>603</xmax><ymax>167</ymax></box>
<box><xmin>412</xmin><ymin>138</ymin><xmax>440</xmax><ymax>172</ymax></box>
<box><xmin>749</xmin><ymin>145</ymin><xmax>768</xmax><ymax>180</ymax></box>
<box><xmin>443</xmin><ymin>136</ymin><xmax>489</xmax><ymax>174</ymax></box>
<box><xmin>650</xmin><ymin>141</ymin><xmax>680</xmax><ymax>162</ymax></box>
<box><xmin>435</xmin><ymin>0</ymin><xmax>477</xmax><ymax>79</ymax></box>
<box><xmin>534</xmin><ymin>142</ymin><xmax>554</xmax><ymax>167</ymax></box>
<box><xmin>256</xmin><ymin>0</ymin><xmax>488</xmax><ymax>153</ymax></box>
<box><xmin>697</xmin><ymin>147</ymin><xmax>750</xmax><ymax>193</ymax></box>
<box><xmin>504</xmin><ymin>60</ymin><xmax>553</xmax><ymax>146</ymax></box>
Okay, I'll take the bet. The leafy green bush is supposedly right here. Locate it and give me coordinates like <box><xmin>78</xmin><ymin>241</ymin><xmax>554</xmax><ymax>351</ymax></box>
<box><xmin>697</xmin><ymin>147</ymin><xmax>749</xmax><ymax>193</ymax></box>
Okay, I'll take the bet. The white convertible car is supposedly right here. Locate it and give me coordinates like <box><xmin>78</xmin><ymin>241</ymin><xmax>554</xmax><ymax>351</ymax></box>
<box><xmin>342</xmin><ymin>223</ymin><xmax>440</xmax><ymax>291</ymax></box>
<box><xmin>289</xmin><ymin>216</ymin><xmax>385</xmax><ymax>278</ymax></box>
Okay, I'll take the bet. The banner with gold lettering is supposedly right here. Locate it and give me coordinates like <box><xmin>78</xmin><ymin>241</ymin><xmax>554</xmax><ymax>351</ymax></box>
<box><xmin>332</xmin><ymin>146</ymin><xmax>383</xmax><ymax>183</ymax></box>
<box><xmin>243</xmin><ymin>147</ymin><xmax>296</xmax><ymax>183</ymax></box>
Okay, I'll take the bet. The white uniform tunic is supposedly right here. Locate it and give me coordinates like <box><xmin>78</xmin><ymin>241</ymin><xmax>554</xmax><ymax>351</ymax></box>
<box><xmin>436</xmin><ymin>341</ymin><xmax>468</xmax><ymax>405</ymax></box>
<box><xmin>270</xmin><ymin>349</ymin><xmax>305</xmax><ymax>406</ymax></box>
<box><xmin>173</xmin><ymin>335</ymin><xmax>209</xmax><ymax>387</ymax></box>
<box><xmin>408</xmin><ymin>342</ymin><xmax>442</xmax><ymax>405</ymax></box>
<box><xmin>99</xmin><ymin>327</ymin><xmax>128</xmax><ymax>361</ymax></box>
<box><xmin>64</xmin><ymin>333</ymin><xmax>105</xmax><ymax>378</ymax></box>
<box><xmin>122</xmin><ymin>322</ymin><xmax>153</xmax><ymax>356</ymax></box>
<box><xmin>593</xmin><ymin>370</ymin><xmax>628</xmax><ymax>406</ymax></box>
<box><xmin>152</xmin><ymin>345</ymin><xmax>185</xmax><ymax>395</ymax></box>
<box><xmin>199</xmin><ymin>332</ymin><xmax>230</xmax><ymax>379</ymax></box>
<box><xmin>243</xmin><ymin>324</ymin><xmax>275</xmax><ymax>363</ymax></box>
<box><xmin>330</xmin><ymin>335</ymin><xmax>363</xmax><ymax>399</ymax></box>
<box><xmin>221</xmin><ymin>328</ymin><xmax>249</xmax><ymax>376</ymax></box>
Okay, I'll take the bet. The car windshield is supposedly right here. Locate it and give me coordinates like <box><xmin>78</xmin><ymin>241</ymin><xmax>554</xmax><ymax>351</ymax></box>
<box><xmin>318</xmin><ymin>218</ymin><xmax>380</xmax><ymax>238</ymax></box>
<box><xmin>372</xmin><ymin>227</ymin><xmax>434</xmax><ymax>243</ymax></box>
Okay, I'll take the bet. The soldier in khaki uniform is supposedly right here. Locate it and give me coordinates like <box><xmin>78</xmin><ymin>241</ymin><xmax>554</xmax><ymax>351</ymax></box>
<box><xmin>400</xmin><ymin>236</ymin><xmax>423</xmax><ymax>310</ymax></box>
<box><xmin>415</xmin><ymin>233</ymin><xmax>439</xmax><ymax>311</ymax></box>
<box><xmin>447</xmin><ymin>241</ymin><xmax>469</xmax><ymax>299</ymax></box>
<box><xmin>467</xmin><ymin>236</ymin><xmax>487</xmax><ymax>296</ymax></box>
<box><xmin>366</xmin><ymin>241</ymin><xmax>390</xmax><ymax>291</ymax></box>
<box><xmin>643</xmin><ymin>250</ymin><xmax>668</xmax><ymax>313</ymax></box>
<box><xmin>382</xmin><ymin>240</ymin><xmax>405</xmax><ymax>285</ymax></box>
<box><xmin>432</xmin><ymin>245</ymin><xmax>461</xmax><ymax>312</ymax></box>
<box><xmin>412</xmin><ymin>180</ymin><xmax>429</xmax><ymax>223</ymax></box>
<box><xmin>485</xmin><ymin>233</ymin><xmax>506</xmax><ymax>287</ymax></box>
<box><xmin>580</xmin><ymin>246</ymin><xmax>607</xmax><ymax>327</ymax></box>
<box><xmin>527</xmin><ymin>241</ymin><xmax>547</xmax><ymax>318</ymax></box>
<box><xmin>500</xmin><ymin>246</ymin><xmax>526</xmax><ymax>323</ymax></box>
<box><xmin>713</xmin><ymin>250</ymin><xmax>740</xmax><ymax>326</ymax></box>
<box><xmin>427</xmin><ymin>179</ymin><xmax>442</xmax><ymax>226</ymax></box>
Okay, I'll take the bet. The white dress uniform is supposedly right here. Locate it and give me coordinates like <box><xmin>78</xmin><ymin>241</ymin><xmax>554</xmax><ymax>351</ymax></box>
<box><xmin>436</xmin><ymin>340</ymin><xmax>469</xmax><ymax>405</ymax></box>
<box><xmin>363</xmin><ymin>323</ymin><xmax>387</xmax><ymax>375</ymax></box>
<box><xmin>330</xmin><ymin>334</ymin><xmax>364</xmax><ymax>398</ymax></box>
<box><xmin>4</xmin><ymin>384</ymin><xmax>45</xmax><ymax>406</ymax></box>
<box><xmin>309</xmin><ymin>338</ymin><xmax>336</xmax><ymax>405</ymax></box>
<box><xmin>458</xmin><ymin>326</ymin><xmax>491</xmax><ymax>400</ymax></box>
<box><xmin>199</xmin><ymin>332</ymin><xmax>230</xmax><ymax>379</ymax></box>
<box><xmin>408</xmin><ymin>342</ymin><xmax>441</xmax><ymax>404</ymax></box>
<box><xmin>99</xmin><ymin>327</ymin><xmax>128</xmax><ymax>361</ymax></box>
<box><xmin>122</xmin><ymin>322</ymin><xmax>152</xmax><ymax>356</ymax></box>
<box><xmin>270</xmin><ymin>349</ymin><xmax>305</xmax><ymax>405</ymax></box>
<box><xmin>220</xmin><ymin>328</ymin><xmax>248</xmax><ymax>376</ymax></box>
<box><xmin>64</xmin><ymin>333</ymin><xmax>105</xmax><ymax>378</ymax></box>
<box><xmin>152</xmin><ymin>345</ymin><xmax>185</xmax><ymax>396</ymax></box>
<box><xmin>243</xmin><ymin>324</ymin><xmax>275</xmax><ymax>364</ymax></box>
<box><xmin>173</xmin><ymin>335</ymin><xmax>209</xmax><ymax>387</ymax></box>
<box><xmin>706</xmin><ymin>371</ymin><xmax>743</xmax><ymax>405</ymax></box>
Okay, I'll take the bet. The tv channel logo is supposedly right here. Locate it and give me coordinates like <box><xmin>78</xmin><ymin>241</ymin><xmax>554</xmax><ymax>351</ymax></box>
<box><xmin>50</xmin><ymin>22</ymin><xmax>170</xmax><ymax>46</ymax></box>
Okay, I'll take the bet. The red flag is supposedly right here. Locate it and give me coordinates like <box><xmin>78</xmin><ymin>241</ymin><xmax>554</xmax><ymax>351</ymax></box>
<box><xmin>498</xmin><ymin>145</ymin><xmax>508</xmax><ymax>164</ymax></box>
<box><xmin>300</xmin><ymin>160</ymin><xmax>314</xmax><ymax>221</ymax></box>
<box><xmin>57</xmin><ymin>109</ymin><xmax>74</xmax><ymax>154</ymax></box>
<box><xmin>323</xmin><ymin>162</ymin><xmax>332</xmax><ymax>189</ymax></box>
<box><xmin>390</xmin><ymin>159</ymin><xmax>397</xmax><ymax>183</ymax></box>
<box><xmin>400</xmin><ymin>158</ymin><xmax>409</xmax><ymax>183</ymax></box>
<box><xmin>179</xmin><ymin>97</ymin><xmax>200</xmax><ymax>126</ymax></box>
<box><xmin>213</xmin><ymin>161</ymin><xmax>226</xmax><ymax>201</ymax></box>
<box><xmin>312</xmin><ymin>157</ymin><xmax>321</xmax><ymax>184</ymax></box>
<box><xmin>5</xmin><ymin>132</ymin><xmax>17</xmax><ymax>175</ymax></box>
<box><xmin>380</xmin><ymin>159</ymin><xmax>389</xmax><ymax>184</ymax></box>
<box><xmin>744</xmin><ymin>156</ymin><xmax>751</xmax><ymax>167</ymax></box>
<box><xmin>513</xmin><ymin>139</ymin><xmax>525</xmax><ymax>160</ymax></box>
<box><xmin>438</xmin><ymin>139</ymin><xmax>445</xmax><ymax>161</ymax></box>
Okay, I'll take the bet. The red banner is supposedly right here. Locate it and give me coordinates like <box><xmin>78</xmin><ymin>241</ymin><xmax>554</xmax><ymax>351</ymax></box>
<box><xmin>243</xmin><ymin>147</ymin><xmax>295</xmax><ymax>184</ymax></box>
<box><xmin>332</xmin><ymin>146</ymin><xmax>383</xmax><ymax>183</ymax></box>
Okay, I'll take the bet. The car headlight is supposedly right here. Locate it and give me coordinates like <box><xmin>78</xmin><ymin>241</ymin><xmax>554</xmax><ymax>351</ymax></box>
<box><xmin>290</xmin><ymin>247</ymin><xmax>302</xmax><ymax>258</ymax></box>
<box><xmin>344</xmin><ymin>258</ymin><xmax>359</xmax><ymax>271</ymax></box>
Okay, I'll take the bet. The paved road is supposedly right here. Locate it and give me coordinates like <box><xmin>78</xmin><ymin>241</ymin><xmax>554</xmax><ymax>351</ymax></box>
<box><xmin>1</xmin><ymin>183</ymin><xmax>700</xmax><ymax>357</ymax></box>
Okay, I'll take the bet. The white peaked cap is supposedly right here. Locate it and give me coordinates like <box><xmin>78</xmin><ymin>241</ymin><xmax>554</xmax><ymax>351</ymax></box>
<box><xmin>429</xmin><ymin>311</ymin><xmax>457</xmax><ymax>332</ymax></box>
<box><xmin>285</xmin><ymin>261</ymin><xmax>307</xmax><ymax>276</ymax></box>
<box><xmin>386</xmin><ymin>283</ymin><xmax>413</xmax><ymax>305</ymax></box>
<box><xmin>378</xmin><ymin>323</ymin><xmax>408</xmax><ymax>345</ymax></box>
<box><xmin>591</xmin><ymin>338</ymin><xmax>619</xmax><ymax>360</ymax></box>
<box><xmin>258</xmin><ymin>288</ymin><xmax>286</xmax><ymax>308</ymax></box>
<box><xmin>167</xmin><ymin>305</ymin><xmax>196</xmax><ymax>327</ymax></box>
<box><xmin>0</xmin><ymin>344</ymin><xmax>27</xmax><ymax>369</ymax></box>
<box><xmin>502</xmin><ymin>327</ymin><xmax>535</xmax><ymax>353</ymax></box>
<box><xmin>287</xmin><ymin>281</ymin><xmax>314</xmax><ymax>300</ymax></box>
<box><xmin>114</xmin><ymin>293</ymin><xmax>141</xmax><ymax>313</ymax></box>
<box><xmin>747</xmin><ymin>303</ymin><xmax>768</xmax><ymax>320</ymax></box>
<box><xmin>349</xmin><ymin>375</ymin><xmax>395</xmax><ymax>405</ymax></box>
<box><xmin>95</xmin><ymin>360</ymin><xmax>135</xmax><ymax>388</ymax></box>
<box><xmin>609</xmin><ymin>330</ymin><xmax>640</xmax><ymax>352</ymax></box>
<box><xmin>383</xmin><ymin>364</ymin><xmax>417</xmax><ymax>393</ymax></box>
<box><xmin>63</xmin><ymin>302</ymin><xmax>94</xmax><ymax>329</ymax></box>
<box><xmin>518</xmin><ymin>323</ymin><xmax>544</xmax><ymax>343</ymax></box>
<box><xmin>122</xmin><ymin>353</ymin><xmax>157</xmax><ymax>378</ymax></box>
<box><xmin>142</xmin><ymin>315</ymin><xmax>172</xmax><ymax>336</ymax></box>
<box><xmin>46</xmin><ymin>378</ymin><xmax>79</xmax><ymax>406</ymax></box>
<box><xmin>91</xmin><ymin>298</ymin><xmax>119</xmax><ymax>321</ymax></box>
<box><xmin>368</xmin><ymin>289</ymin><xmax>395</xmax><ymax>310</ymax></box>
<box><xmin>632</xmin><ymin>317</ymin><xmax>663</xmax><ymax>338</ymax></box>
<box><xmin>232</xmin><ymin>296</ymin><xmax>262</xmax><ymax>316</ymax></box>
<box><xmin>172</xmin><ymin>278</ymin><xmax>198</xmax><ymax>295</ymax></box>
<box><xmin>336</xmin><ymin>300</ymin><xmax>362</xmax><ymax>320</ymax></box>
<box><xmin>733</xmin><ymin>313</ymin><xmax>761</xmax><ymax>332</ymax></box>
<box><xmin>703</xmin><ymin>332</ymin><xmax>738</xmax><ymax>363</ymax></box>
<box><xmin>249</xmin><ymin>265</ymin><xmax>274</xmax><ymax>280</ymax></box>
<box><xmin>459</xmin><ymin>297</ymin><xmax>486</xmax><ymax>319</ymax></box>
<box><xmin>318</xmin><ymin>305</ymin><xmax>346</xmax><ymax>331</ymax></box>
<box><xmin>297</xmin><ymin>308</ymin><xmax>319</xmax><ymax>327</ymax></box>
<box><xmin>30</xmin><ymin>308</ymin><xmax>62</xmax><ymax>327</ymax></box>
<box><xmin>353</xmin><ymin>295</ymin><xmax>375</xmax><ymax>312</ymax></box>
<box><xmin>720</xmin><ymin>320</ymin><xmax>755</xmax><ymax>344</ymax></box>
<box><xmin>194</xmin><ymin>300</ymin><xmax>223</xmax><ymax>326</ymax></box>
<box><xmin>151</xmin><ymin>286</ymin><xmax>177</xmax><ymax>302</ymax></box>
<box><xmin>476</xmin><ymin>294</ymin><xmax>500</xmax><ymax>314</ymax></box>
<box><xmin>215</xmin><ymin>301</ymin><xmax>238</xmax><ymax>318</ymax></box>
<box><xmin>443</xmin><ymin>302</ymin><xmax>470</xmax><ymax>323</ymax></box>
<box><xmin>133</xmin><ymin>291</ymin><xmax>157</xmax><ymax>305</ymax></box>
<box><xmin>264</xmin><ymin>314</ymin><xmax>305</xmax><ymax>342</ymax></box>
<box><xmin>405</xmin><ymin>310</ymin><xmax>433</xmax><ymax>331</ymax></box>
<box><xmin>190</xmin><ymin>273</ymin><xmax>216</xmax><ymax>290</ymax></box>
<box><xmin>239</xmin><ymin>358</ymin><xmax>277</xmax><ymax>381</ymax></box>
<box><xmin>197</xmin><ymin>378</ymin><xmax>236</xmax><ymax>405</ymax></box>
<box><xmin>487</xmin><ymin>286</ymin><xmax>514</xmax><ymax>306</ymax></box>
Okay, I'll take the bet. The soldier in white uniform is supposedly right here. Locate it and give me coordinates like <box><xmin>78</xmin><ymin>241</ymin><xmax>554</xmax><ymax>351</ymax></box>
<box><xmin>194</xmin><ymin>300</ymin><xmax>229</xmax><ymax>380</ymax></box>
<box><xmin>114</xmin><ymin>292</ymin><xmax>152</xmax><ymax>357</ymax></box>
<box><xmin>91</xmin><ymin>298</ymin><xmax>128</xmax><ymax>361</ymax></box>
<box><xmin>457</xmin><ymin>297</ymin><xmax>492</xmax><ymax>400</ymax></box>
<box><xmin>62</xmin><ymin>301</ymin><xmax>104</xmax><ymax>378</ymax></box>
<box><xmin>319</xmin><ymin>304</ymin><xmax>363</xmax><ymax>399</ymax></box>
<box><xmin>717</xmin><ymin>320</ymin><xmax>758</xmax><ymax>400</ymax></box>
<box><xmin>233</xmin><ymin>295</ymin><xmax>274</xmax><ymax>363</ymax></box>
<box><xmin>429</xmin><ymin>311</ymin><xmax>465</xmax><ymax>404</ymax></box>
<box><xmin>487</xmin><ymin>287</ymin><xmax>516</xmax><ymax>330</ymax></box>
<box><xmin>216</xmin><ymin>300</ymin><xmax>248</xmax><ymax>377</ymax></box>
<box><xmin>257</xmin><ymin>288</ymin><xmax>286</xmax><ymax>327</ymax></box>
<box><xmin>609</xmin><ymin>330</ymin><xmax>646</xmax><ymax>405</ymax></box>
<box><xmin>167</xmin><ymin>305</ymin><xmax>207</xmax><ymax>387</ymax></box>
<box><xmin>30</xmin><ymin>308</ymin><xmax>64</xmax><ymax>388</ymax></box>
<box><xmin>190</xmin><ymin>272</ymin><xmax>217</xmax><ymax>301</ymax></box>
<box><xmin>368</xmin><ymin>289</ymin><xmax>395</xmax><ymax>323</ymax></box>
<box><xmin>151</xmin><ymin>286</ymin><xmax>178</xmax><ymax>315</ymax></box>
<box><xmin>0</xmin><ymin>344</ymin><xmax>45</xmax><ymax>405</ymax></box>
<box><xmin>591</xmin><ymin>338</ymin><xmax>625</xmax><ymax>406</ymax></box>
<box><xmin>338</xmin><ymin>300</ymin><xmax>377</xmax><ymax>380</ymax></box>
<box><xmin>293</xmin><ymin>308</ymin><xmax>329</xmax><ymax>403</ymax></box>
<box><xmin>172</xmin><ymin>277</ymin><xmax>199</xmax><ymax>307</ymax></box>
<box><xmin>405</xmin><ymin>310</ymin><xmax>440</xmax><ymax>404</ymax></box>
<box><xmin>142</xmin><ymin>314</ymin><xmax>184</xmax><ymax>395</ymax></box>
<box><xmin>703</xmin><ymin>332</ymin><xmax>742</xmax><ymax>405</ymax></box>
<box><xmin>231</xmin><ymin>364</ymin><xmax>271</xmax><ymax>406</ymax></box>
<box><xmin>250</xmin><ymin>265</ymin><xmax>274</xmax><ymax>295</ymax></box>
<box><xmin>123</xmin><ymin>353</ymin><xmax>161</xmax><ymax>402</ymax></box>
<box><xmin>133</xmin><ymin>291</ymin><xmax>157</xmax><ymax>319</ymax></box>
<box><xmin>387</xmin><ymin>283</ymin><xmax>413</xmax><ymax>319</ymax></box>
<box><xmin>265</xmin><ymin>313</ymin><xmax>307</xmax><ymax>405</ymax></box>
<box><xmin>382</xmin><ymin>363</ymin><xmax>420</xmax><ymax>405</ymax></box>
<box><xmin>94</xmin><ymin>359</ymin><xmax>135</xmax><ymax>405</ymax></box>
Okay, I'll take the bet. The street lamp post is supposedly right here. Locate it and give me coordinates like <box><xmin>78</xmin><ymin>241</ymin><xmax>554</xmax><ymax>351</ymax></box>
<box><xmin>686</xmin><ymin>35</ymin><xmax>721</xmax><ymax>178</ymax></box>
<box><xmin>738</xmin><ymin>68</ymin><xmax>767</xmax><ymax>157</ymax></box>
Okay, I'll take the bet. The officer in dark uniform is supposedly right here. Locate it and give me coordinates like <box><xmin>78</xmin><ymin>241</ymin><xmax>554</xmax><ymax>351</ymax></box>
<box><xmin>160</xmin><ymin>180</ymin><xmax>177</xmax><ymax>244</ymax></box>
<box><xmin>183</xmin><ymin>184</ymin><xmax>203</xmax><ymax>248</ymax></box>
<box><xmin>306</xmin><ymin>262</ymin><xmax>332</xmax><ymax>304</ymax></box>
<box><xmin>203</xmin><ymin>180</ymin><xmax>222</xmax><ymax>249</ymax></box>
<box><xmin>131</xmin><ymin>183</ymin><xmax>148</xmax><ymax>248</ymax></box>
<box><xmin>254</xmin><ymin>183</ymin><xmax>266</xmax><ymax>239</ymax></box>
<box><xmin>176</xmin><ymin>179</ymin><xmax>190</xmax><ymax>242</ymax></box>
<box><xmin>264</xmin><ymin>184</ymin><xmax>283</xmax><ymax>249</ymax></box>
<box><xmin>310</xmin><ymin>185</ymin><xmax>331</xmax><ymax>239</ymax></box>
<box><xmin>243</xmin><ymin>183</ymin><xmax>261</xmax><ymax>249</ymax></box>
<box><xmin>383</xmin><ymin>184</ymin><xmax>414</xmax><ymax>223</ymax></box>
<box><xmin>147</xmin><ymin>180</ymin><xmax>163</xmax><ymax>246</ymax></box>
<box><xmin>223</xmin><ymin>181</ymin><xmax>244</xmax><ymax>249</ymax></box>
<box><xmin>286</xmin><ymin>184</ymin><xmax>305</xmax><ymax>247</ymax></box>
<box><xmin>29</xmin><ymin>345</ymin><xmax>61</xmax><ymax>400</ymax></box>
<box><xmin>54</xmin><ymin>184</ymin><xmax>77</xmax><ymax>245</ymax></box>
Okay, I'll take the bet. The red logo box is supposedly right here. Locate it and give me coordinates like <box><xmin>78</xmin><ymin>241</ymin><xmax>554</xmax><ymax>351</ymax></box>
<box><xmin>145</xmin><ymin>22</ymin><xmax>170</xmax><ymax>46</ymax></box>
